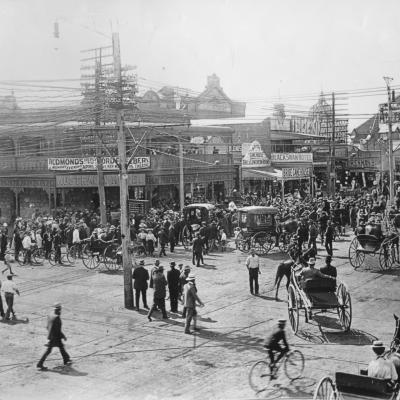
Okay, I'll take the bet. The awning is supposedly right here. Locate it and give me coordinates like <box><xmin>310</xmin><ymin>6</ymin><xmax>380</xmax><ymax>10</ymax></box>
<box><xmin>242</xmin><ymin>166</ymin><xmax>312</xmax><ymax>181</ymax></box>
<box><xmin>242</xmin><ymin>167</ymin><xmax>282</xmax><ymax>180</ymax></box>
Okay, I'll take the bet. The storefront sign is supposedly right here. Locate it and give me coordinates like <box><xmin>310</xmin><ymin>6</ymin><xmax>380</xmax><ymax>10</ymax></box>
<box><xmin>242</xmin><ymin>140</ymin><xmax>271</xmax><ymax>168</ymax></box>
<box><xmin>282</xmin><ymin>167</ymin><xmax>311</xmax><ymax>179</ymax></box>
<box><xmin>271</xmin><ymin>153</ymin><xmax>313</xmax><ymax>162</ymax></box>
<box><xmin>0</xmin><ymin>178</ymin><xmax>55</xmax><ymax>188</ymax></box>
<box><xmin>48</xmin><ymin>157</ymin><xmax>150</xmax><ymax>171</ymax></box>
<box><xmin>56</xmin><ymin>174</ymin><xmax>145</xmax><ymax>188</ymax></box>
<box><xmin>347</xmin><ymin>150</ymin><xmax>380</xmax><ymax>171</ymax></box>
<box><xmin>291</xmin><ymin>116</ymin><xmax>348</xmax><ymax>139</ymax></box>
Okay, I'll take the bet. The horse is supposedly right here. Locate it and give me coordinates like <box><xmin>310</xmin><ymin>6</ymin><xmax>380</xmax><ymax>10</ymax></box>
<box><xmin>274</xmin><ymin>247</ymin><xmax>316</xmax><ymax>300</ymax></box>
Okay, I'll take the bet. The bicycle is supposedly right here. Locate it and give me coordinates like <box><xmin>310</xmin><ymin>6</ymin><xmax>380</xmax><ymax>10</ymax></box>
<box><xmin>16</xmin><ymin>246</ymin><xmax>45</xmax><ymax>265</ymax></box>
<box><xmin>248</xmin><ymin>349</ymin><xmax>304</xmax><ymax>392</ymax></box>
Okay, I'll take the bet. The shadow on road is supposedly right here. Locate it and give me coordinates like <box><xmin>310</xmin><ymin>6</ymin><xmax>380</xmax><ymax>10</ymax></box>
<box><xmin>255</xmin><ymin>376</ymin><xmax>316</xmax><ymax>399</ymax></box>
<box><xmin>323</xmin><ymin>328</ymin><xmax>377</xmax><ymax>345</ymax></box>
<box><xmin>48</xmin><ymin>365</ymin><xmax>88</xmax><ymax>377</ymax></box>
<box><xmin>1</xmin><ymin>317</ymin><xmax>29</xmax><ymax>325</ymax></box>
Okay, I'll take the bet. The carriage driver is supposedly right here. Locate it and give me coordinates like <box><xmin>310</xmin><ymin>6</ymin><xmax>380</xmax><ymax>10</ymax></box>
<box><xmin>300</xmin><ymin>258</ymin><xmax>336</xmax><ymax>282</ymax></box>
<box><xmin>264</xmin><ymin>319</ymin><xmax>290</xmax><ymax>378</ymax></box>
<box><xmin>368</xmin><ymin>340</ymin><xmax>398</xmax><ymax>387</ymax></box>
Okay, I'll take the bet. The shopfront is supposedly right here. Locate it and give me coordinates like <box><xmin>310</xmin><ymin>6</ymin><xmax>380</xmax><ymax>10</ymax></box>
<box><xmin>55</xmin><ymin>173</ymin><xmax>146</xmax><ymax>211</ymax></box>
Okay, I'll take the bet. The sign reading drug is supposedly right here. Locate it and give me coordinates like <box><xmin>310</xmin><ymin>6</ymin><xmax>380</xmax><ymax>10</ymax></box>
<box><xmin>242</xmin><ymin>140</ymin><xmax>271</xmax><ymax>168</ymax></box>
<box><xmin>48</xmin><ymin>157</ymin><xmax>150</xmax><ymax>171</ymax></box>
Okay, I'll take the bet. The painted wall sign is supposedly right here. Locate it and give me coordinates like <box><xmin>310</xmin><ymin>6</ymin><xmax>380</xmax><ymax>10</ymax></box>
<box><xmin>48</xmin><ymin>157</ymin><xmax>150</xmax><ymax>171</ymax></box>
<box><xmin>282</xmin><ymin>167</ymin><xmax>311</xmax><ymax>179</ymax></box>
<box><xmin>271</xmin><ymin>153</ymin><xmax>313</xmax><ymax>162</ymax></box>
<box><xmin>242</xmin><ymin>140</ymin><xmax>271</xmax><ymax>168</ymax></box>
<box><xmin>56</xmin><ymin>174</ymin><xmax>146</xmax><ymax>188</ymax></box>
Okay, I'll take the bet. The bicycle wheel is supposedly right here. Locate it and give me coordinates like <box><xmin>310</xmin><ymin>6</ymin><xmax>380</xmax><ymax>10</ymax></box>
<box><xmin>103</xmin><ymin>244</ymin><xmax>121</xmax><ymax>272</ymax></box>
<box><xmin>248</xmin><ymin>360</ymin><xmax>271</xmax><ymax>392</ymax></box>
<box><xmin>33</xmin><ymin>248</ymin><xmax>45</xmax><ymax>264</ymax></box>
<box><xmin>284</xmin><ymin>350</ymin><xmax>304</xmax><ymax>381</ymax></box>
<box><xmin>67</xmin><ymin>244</ymin><xmax>80</xmax><ymax>264</ymax></box>
<box><xmin>48</xmin><ymin>250</ymin><xmax>57</xmax><ymax>266</ymax></box>
<box><xmin>16</xmin><ymin>249</ymin><xmax>26</xmax><ymax>266</ymax></box>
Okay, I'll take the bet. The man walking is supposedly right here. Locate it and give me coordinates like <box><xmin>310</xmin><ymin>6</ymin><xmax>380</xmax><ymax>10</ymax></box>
<box><xmin>147</xmin><ymin>265</ymin><xmax>168</xmax><ymax>321</ymax></box>
<box><xmin>325</xmin><ymin>220</ymin><xmax>334</xmax><ymax>257</ymax></box>
<box><xmin>246</xmin><ymin>248</ymin><xmax>260</xmax><ymax>295</ymax></box>
<box><xmin>183</xmin><ymin>274</ymin><xmax>204</xmax><ymax>334</ymax></box>
<box><xmin>1</xmin><ymin>274</ymin><xmax>20</xmax><ymax>320</ymax></box>
<box><xmin>132</xmin><ymin>260</ymin><xmax>149</xmax><ymax>311</ymax></box>
<box><xmin>167</xmin><ymin>261</ymin><xmax>180</xmax><ymax>313</ymax></box>
<box><xmin>192</xmin><ymin>233</ymin><xmax>204</xmax><ymax>267</ymax></box>
<box><xmin>37</xmin><ymin>303</ymin><xmax>72</xmax><ymax>370</ymax></box>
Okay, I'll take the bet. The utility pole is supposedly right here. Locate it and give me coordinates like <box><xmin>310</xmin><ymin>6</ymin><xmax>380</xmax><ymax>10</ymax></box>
<box><xmin>331</xmin><ymin>92</ymin><xmax>336</xmax><ymax>197</ymax></box>
<box><xmin>179</xmin><ymin>138</ymin><xmax>184</xmax><ymax>211</ymax></box>
<box><xmin>94</xmin><ymin>50</ymin><xmax>107</xmax><ymax>225</ymax></box>
<box><xmin>113</xmin><ymin>32</ymin><xmax>133</xmax><ymax>309</ymax></box>
<box><xmin>384</xmin><ymin>76</ymin><xmax>394</xmax><ymax>205</ymax></box>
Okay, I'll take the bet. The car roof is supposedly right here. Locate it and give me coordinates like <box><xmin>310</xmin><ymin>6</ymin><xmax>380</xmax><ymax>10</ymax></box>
<box><xmin>238</xmin><ymin>206</ymin><xmax>279</xmax><ymax>214</ymax></box>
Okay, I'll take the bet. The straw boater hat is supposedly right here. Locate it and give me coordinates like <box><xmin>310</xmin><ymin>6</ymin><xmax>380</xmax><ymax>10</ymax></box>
<box><xmin>187</xmin><ymin>273</ymin><xmax>196</xmax><ymax>281</ymax></box>
<box><xmin>307</xmin><ymin>258</ymin><xmax>316</xmax><ymax>265</ymax></box>
<box><xmin>371</xmin><ymin>340</ymin><xmax>385</xmax><ymax>350</ymax></box>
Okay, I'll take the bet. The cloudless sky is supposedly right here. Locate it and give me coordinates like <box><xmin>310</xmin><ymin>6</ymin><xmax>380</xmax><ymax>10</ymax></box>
<box><xmin>1</xmin><ymin>0</ymin><xmax>400</xmax><ymax>129</ymax></box>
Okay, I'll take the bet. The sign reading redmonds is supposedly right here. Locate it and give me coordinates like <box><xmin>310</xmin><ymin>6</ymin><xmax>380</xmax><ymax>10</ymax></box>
<box><xmin>282</xmin><ymin>167</ymin><xmax>311</xmax><ymax>179</ymax></box>
<box><xmin>48</xmin><ymin>157</ymin><xmax>150</xmax><ymax>171</ymax></box>
<box><xmin>271</xmin><ymin>153</ymin><xmax>313</xmax><ymax>162</ymax></box>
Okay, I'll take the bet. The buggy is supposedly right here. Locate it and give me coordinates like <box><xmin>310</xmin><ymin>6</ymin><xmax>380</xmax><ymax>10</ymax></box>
<box><xmin>287</xmin><ymin>263</ymin><xmax>352</xmax><ymax>334</ymax></box>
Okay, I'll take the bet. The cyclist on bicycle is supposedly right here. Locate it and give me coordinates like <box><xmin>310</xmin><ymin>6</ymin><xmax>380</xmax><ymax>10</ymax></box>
<box><xmin>264</xmin><ymin>319</ymin><xmax>290</xmax><ymax>378</ymax></box>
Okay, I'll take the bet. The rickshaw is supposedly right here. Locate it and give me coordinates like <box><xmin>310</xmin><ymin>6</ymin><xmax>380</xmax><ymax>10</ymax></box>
<box><xmin>181</xmin><ymin>203</ymin><xmax>216</xmax><ymax>250</ymax></box>
<box><xmin>287</xmin><ymin>263</ymin><xmax>352</xmax><ymax>334</ymax></box>
<box><xmin>235</xmin><ymin>206</ymin><xmax>279</xmax><ymax>256</ymax></box>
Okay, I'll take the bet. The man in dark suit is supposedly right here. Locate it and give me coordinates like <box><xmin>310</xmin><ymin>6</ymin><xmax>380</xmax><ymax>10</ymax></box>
<box><xmin>192</xmin><ymin>233</ymin><xmax>204</xmax><ymax>267</ymax></box>
<box><xmin>37</xmin><ymin>303</ymin><xmax>71</xmax><ymax>370</ymax></box>
<box><xmin>132</xmin><ymin>260</ymin><xmax>149</xmax><ymax>311</ymax></box>
<box><xmin>167</xmin><ymin>262</ymin><xmax>180</xmax><ymax>313</ymax></box>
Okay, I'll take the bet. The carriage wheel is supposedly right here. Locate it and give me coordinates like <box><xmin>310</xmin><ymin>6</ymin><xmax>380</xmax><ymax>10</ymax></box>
<box><xmin>288</xmin><ymin>284</ymin><xmax>299</xmax><ymax>334</ymax></box>
<box><xmin>278</xmin><ymin>233</ymin><xmax>290</xmax><ymax>253</ymax></box>
<box><xmin>251</xmin><ymin>232</ymin><xmax>274</xmax><ymax>256</ymax></box>
<box><xmin>348</xmin><ymin>237</ymin><xmax>365</xmax><ymax>269</ymax></box>
<box><xmin>103</xmin><ymin>244</ymin><xmax>121</xmax><ymax>272</ymax></box>
<box><xmin>313</xmin><ymin>376</ymin><xmax>336</xmax><ymax>400</ymax></box>
<box><xmin>67</xmin><ymin>245</ymin><xmax>79</xmax><ymax>264</ymax></box>
<box><xmin>379</xmin><ymin>242</ymin><xmax>393</xmax><ymax>271</ymax></box>
<box><xmin>16</xmin><ymin>250</ymin><xmax>25</xmax><ymax>266</ymax></box>
<box><xmin>337</xmin><ymin>283</ymin><xmax>352</xmax><ymax>332</ymax></box>
<box><xmin>82</xmin><ymin>244</ymin><xmax>100</xmax><ymax>270</ymax></box>
<box><xmin>284</xmin><ymin>350</ymin><xmax>305</xmax><ymax>381</ymax></box>
<box><xmin>48</xmin><ymin>250</ymin><xmax>57</xmax><ymax>266</ymax></box>
<box><xmin>235</xmin><ymin>231</ymin><xmax>250</xmax><ymax>253</ymax></box>
<box><xmin>248</xmin><ymin>360</ymin><xmax>271</xmax><ymax>392</ymax></box>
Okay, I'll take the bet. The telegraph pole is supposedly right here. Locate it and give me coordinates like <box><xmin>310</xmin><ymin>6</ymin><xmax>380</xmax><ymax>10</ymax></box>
<box><xmin>113</xmin><ymin>32</ymin><xmax>133</xmax><ymax>309</ymax></box>
<box><xmin>331</xmin><ymin>92</ymin><xmax>336</xmax><ymax>197</ymax></box>
<box><xmin>94</xmin><ymin>51</ymin><xmax>107</xmax><ymax>225</ymax></box>
<box><xmin>384</xmin><ymin>76</ymin><xmax>394</xmax><ymax>205</ymax></box>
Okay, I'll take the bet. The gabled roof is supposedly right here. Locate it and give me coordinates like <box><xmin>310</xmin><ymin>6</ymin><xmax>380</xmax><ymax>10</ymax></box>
<box><xmin>351</xmin><ymin>114</ymin><xmax>379</xmax><ymax>142</ymax></box>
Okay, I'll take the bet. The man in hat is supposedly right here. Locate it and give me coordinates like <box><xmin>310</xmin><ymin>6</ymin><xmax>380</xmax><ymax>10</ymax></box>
<box><xmin>179</xmin><ymin>266</ymin><xmax>191</xmax><ymax>317</ymax></box>
<box><xmin>132</xmin><ymin>260</ymin><xmax>149</xmax><ymax>311</ymax></box>
<box><xmin>264</xmin><ymin>319</ymin><xmax>290</xmax><ymax>378</ymax></box>
<box><xmin>183</xmin><ymin>274</ymin><xmax>204</xmax><ymax>334</ymax></box>
<box><xmin>22</xmin><ymin>230</ymin><xmax>33</xmax><ymax>265</ymax></box>
<box><xmin>167</xmin><ymin>262</ymin><xmax>180</xmax><ymax>313</ymax></box>
<box><xmin>245</xmin><ymin>248</ymin><xmax>261</xmax><ymax>295</ymax></box>
<box><xmin>37</xmin><ymin>303</ymin><xmax>71</xmax><ymax>370</ymax></box>
<box><xmin>1</xmin><ymin>274</ymin><xmax>20</xmax><ymax>320</ymax></box>
<box><xmin>147</xmin><ymin>265</ymin><xmax>168</xmax><ymax>321</ymax></box>
<box><xmin>367</xmin><ymin>340</ymin><xmax>398</xmax><ymax>383</ymax></box>
<box><xmin>192</xmin><ymin>233</ymin><xmax>204</xmax><ymax>267</ymax></box>
<box><xmin>149</xmin><ymin>260</ymin><xmax>161</xmax><ymax>289</ymax></box>
<box><xmin>300</xmin><ymin>258</ymin><xmax>336</xmax><ymax>281</ymax></box>
<box><xmin>320</xmin><ymin>256</ymin><xmax>337</xmax><ymax>278</ymax></box>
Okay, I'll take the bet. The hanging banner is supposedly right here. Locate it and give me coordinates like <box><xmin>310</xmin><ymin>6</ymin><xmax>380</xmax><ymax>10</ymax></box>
<box><xmin>242</xmin><ymin>140</ymin><xmax>271</xmax><ymax>168</ymax></box>
<box><xmin>271</xmin><ymin>153</ymin><xmax>313</xmax><ymax>162</ymax></box>
<box><xmin>48</xmin><ymin>157</ymin><xmax>150</xmax><ymax>171</ymax></box>
<box><xmin>282</xmin><ymin>167</ymin><xmax>311</xmax><ymax>179</ymax></box>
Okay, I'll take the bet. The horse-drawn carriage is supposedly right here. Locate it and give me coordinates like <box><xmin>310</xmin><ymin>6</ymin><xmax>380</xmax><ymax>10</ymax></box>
<box><xmin>313</xmin><ymin>314</ymin><xmax>400</xmax><ymax>400</ymax></box>
<box><xmin>287</xmin><ymin>263</ymin><xmax>352</xmax><ymax>334</ymax></box>
<box><xmin>181</xmin><ymin>203</ymin><xmax>216</xmax><ymax>249</ymax></box>
<box><xmin>235</xmin><ymin>206</ymin><xmax>278</xmax><ymax>256</ymax></box>
<box><xmin>348</xmin><ymin>220</ymin><xmax>399</xmax><ymax>271</ymax></box>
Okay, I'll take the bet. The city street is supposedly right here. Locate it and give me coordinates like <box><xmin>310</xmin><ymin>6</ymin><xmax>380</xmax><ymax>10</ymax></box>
<box><xmin>0</xmin><ymin>233</ymin><xmax>398</xmax><ymax>400</ymax></box>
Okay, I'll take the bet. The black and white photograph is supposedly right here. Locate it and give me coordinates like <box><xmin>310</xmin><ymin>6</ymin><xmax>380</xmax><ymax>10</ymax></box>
<box><xmin>1</xmin><ymin>0</ymin><xmax>400</xmax><ymax>399</ymax></box>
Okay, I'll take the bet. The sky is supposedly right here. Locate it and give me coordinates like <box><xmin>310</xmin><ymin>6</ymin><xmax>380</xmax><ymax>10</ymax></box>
<box><xmin>1</xmin><ymin>0</ymin><xmax>400</xmax><ymax>129</ymax></box>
